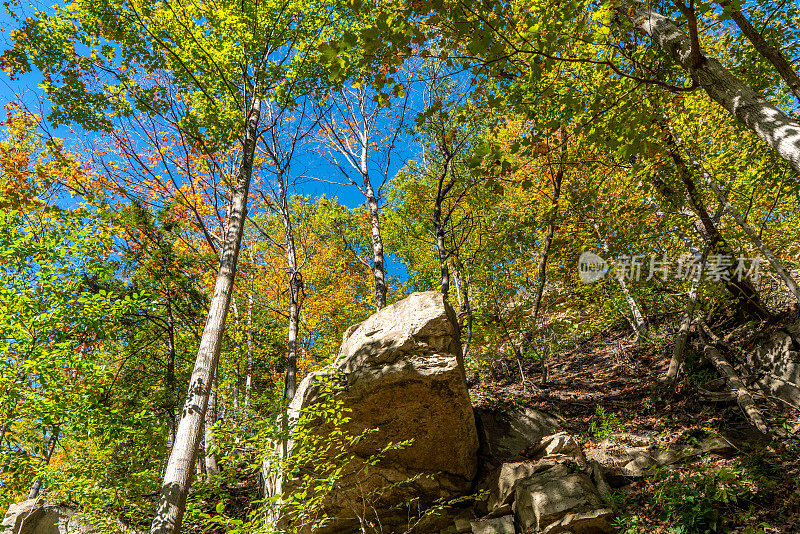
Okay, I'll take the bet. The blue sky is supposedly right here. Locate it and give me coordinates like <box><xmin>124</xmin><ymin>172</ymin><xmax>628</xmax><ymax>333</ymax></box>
<box><xmin>0</xmin><ymin>3</ymin><xmax>419</xmax><ymax>285</ymax></box>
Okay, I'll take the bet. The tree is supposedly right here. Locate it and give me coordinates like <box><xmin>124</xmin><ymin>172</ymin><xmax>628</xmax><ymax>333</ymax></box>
<box><xmin>317</xmin><ymin>81</ymin><xmax>410</xmax><ymax>310</ymax></box>
<box><xmin>624</xmin><ymin>2</ymin><xmax>800</xmax><ymax>173</ymax></box>
<box><xmin>4</xmin><ymin>0</ymin><xmax>350</xmax><ymax>530</ymax></box>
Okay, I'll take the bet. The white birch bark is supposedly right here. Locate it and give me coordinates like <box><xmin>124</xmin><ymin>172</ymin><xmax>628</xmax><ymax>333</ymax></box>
<box><xmin>321</xmin><ymin>86</ymin><xmax>389</xmax><ymax>309</ymax></box>
<box><xmin>618</xmin><ymin>276</ymin><xmax>648</xmax><ymax>337</ymax></box>
<box><xmin>627</xmin><ymin>3</ymin><xmax>800</xmax><ymax>173</ymax></box>
<box><xmin>666</xmin><ymin>253</ymin><xmax>706</xmax><ymax>383</ymax></box>
<box><xmin>245</xmin><ymin>288</ymin><xmax>254</xmax><ymax>409</ymax></box>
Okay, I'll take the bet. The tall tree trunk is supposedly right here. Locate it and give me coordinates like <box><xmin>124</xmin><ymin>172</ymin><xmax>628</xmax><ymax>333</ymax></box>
<box><xmin>263</xmin><ymin>170</ymin><xmax>303</xmax><ymax>528</ymax></box>
<box><xmin>28</xmin><ymin>426</ymin><xmax>60</xmax><ymax>499</ymax></box>
<box><xmin>364</xmin><ymin>178</ymin><xmax>387</xmax><ymax>310</ymax></box>
<box><xmin>204</xmin><ymin>369</ymin><xmax>220</xmax><ymax>479</ymax></box>
<box><xmin>618</xmin><ymin>276</ymin><xmax>648</xmax><ymax>337</ymax></box>
<box><xmin>245</xmin><ymin>288</ymin><xmax>254</xmax><ymax>409</ymax></box>
<box><xmin>435</xmin><ymin>223</ymin><xmax>450</xmax><ymax>298</ymax></box>
<box><xmin>651</xmin><ymin>115</ymin><xmax>771</xmax><ymax>319</ymax></box>
<box><xmin>716</xmin><ymin>0</ymin><xmax>800</xmax><ymax>106</ymax></box>
<box><xmin>149</xmin><ymin>96</ymin><xmax>260</xmax><ymax>534</ymax></box>
<box><xmin>680</xmin><ymin>168</ymin><xmax>767</xmax><ymax>319</ymax></box>
<box><xmin>626</xmin><ymin>2</ymin><xmax>800</xmax><ymax>173</ymax></box>
<box><xmin>234</xmin><ymin>359</ymin><xmax>240</xmax><ymax>415</ymax></box>
<box><xmin>231</xmin><ymin>296</ymin><xmax>242</xmax><ymax>414</ymax></box>
<box><xmin>277</xmin><ymin>170</ymin><xmax>301</xmax><ymax>406</ymax></box>
<box><xmin>593</xmin><ymin>224</ymin><xmax>648</xmax><ymax>336</ymax></box>
<box><xmin>451</xmin><ymin>258</ymin><xmax>473</xmax><ymax>359</ymax></box>
<box><xmin>704</xmin><ymin>345</ymin><xmax>769</xmax><ymax>433</ymax></box>
<box><xmin>434</xmin><ymin>160</ymin><xmax>457</xmax><ymax>299</ymax></box>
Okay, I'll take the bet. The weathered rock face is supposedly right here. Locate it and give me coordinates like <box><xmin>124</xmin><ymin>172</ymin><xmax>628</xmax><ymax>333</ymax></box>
<box><xmin>1</xmin><ymin>499</ymin><xmax>137</xmax><ymax>534</ymax></box>
<box><xmin>474</xmin><ymin>406</ymin><xmax>560</xmax><ymax>464</ymax></box>
<box><xmin>2</xmin><ymin>499</ymin><xmax>67</xmax><ymax>534</ymax></box>
<box><xmin>513</xmin><ymin>463</ymin><xmax>612</xmax><ymax>534</ymax></box>
<box><xmin>471</xmin><ymin>431</ymin><xmax>614</xmax><ymax>534</ymax></box>
<box><xmin>288</xmin><ymin>291</ymin><xmax>479</xmax><ymax>532</ymax></box>
<box><xmin>748</xmin><ymin>321</ymin><xmax>800</xmax><ymax>409</ymax></box>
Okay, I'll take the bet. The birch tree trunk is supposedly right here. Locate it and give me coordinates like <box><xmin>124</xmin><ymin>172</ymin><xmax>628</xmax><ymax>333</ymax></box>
<box><xmin>364</xmin><ymin>179</ymin><xmax>387</xmax><ymax>310</ymax></box>
<box><xmin>436</xmin><ymin>223</ymin><xmax>450</xmax><ymax>298</ymax></box>
<box><xmin>704</xmin><ymin>346</ymin><xmax>769</xmax><ymax>433</ymax></box>
<box><xmin>245</xmin><ymin>288</ymin><xmax>254</xmax><ymax>409</ymax></box>
<box><xmin>149</xmin><ymin>96</ymin><xmax>260</xmax><ymax>534</ymax></box>
<box><xmin>277</xmin><ymin>170</ymin><xmax>301</xmax><ymax>405</ymax></box>
<box><xmin>651</xmin><ymin>116</ymin><xmax>770</xmax><ymax>319</ymax></box>
<box><xmin>434</xmin><ymin>159</ymin><xmax>457</xmax><ymax>299</ymax></box>
<box><xmin>618</xmin><ymin>276</ymin><xmax>648</xmax><ymax>337</ymax></box>
<box><xmin>592</xmin><ymin>223</ymin><xmax>648</xmax><ymax>336</ymax></box>
<box><xmin>359</xmin><ymin>118</ymin><xmax>387</xmax><ymax>310</ymax></box>
<box><xmin>626</xmin><ymin>2</ymin><xmax>800</xmax><ymax>173</ymax></box>
<box><xmin>322</xmin><ymin>87</ymin><xmax>389</xmax><ymax>310</ymax></box>
<box><xmin>165</xmin><ymin>291</ymin><xmax>177</xmax><ymax>453</ymax></box>
<box><xmin>451</xmin><ymin>258</ymin><xmax>473</xmax><ymax>359</ymax></box>
<box><xmin>231</xmin><ymin>296</ymin><xmax>241</xmax><ymax>413</ymax></box>
<box><xmin>665</xmin><ymin>252</ymin><xmax>706</xmax><ymax>383</ymax></box>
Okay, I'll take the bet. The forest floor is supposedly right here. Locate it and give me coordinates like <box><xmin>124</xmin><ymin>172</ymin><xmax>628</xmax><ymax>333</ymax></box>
<box><xmin>469</xmin><ymin>312</ymin><xmax>800</xmax><ymax>534</ymax></box>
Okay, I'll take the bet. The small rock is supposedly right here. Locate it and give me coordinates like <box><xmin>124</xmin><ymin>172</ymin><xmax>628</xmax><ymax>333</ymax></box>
<box><xmin>470</xmin><ymin>515</ymin><xmax>515</xmax><ymax>534</ymax></box>
<box><xmin>454</xmin><ymin>517</ymin><xmax>473</xmax><ymax>533</ymax></box>
<box><xmin>542</xmin><ymin>508</ymin><xmax>614</xmax><ymax>534</ymax></box>
<box><xmin>484</xmin><ymin>503</ymin><xmax>513</xmax><ymax>519</ymax></box>
<box><xmin>523</xmin><ymin>432</ymin><xmax>588</xmax><ymax>468</ymax></box>
<box><xmin>514</xmin><ymin>463</ymin><xmax>609</xmax><ymax>533</ymax></box>
<box><xmin>494</xmin><ymin>461</ymin><xmax>553</xmax><ymax>507</ymax></box>
<box><xmin>585</xmin><ymin>433</ymin><xmax>659</xmax><ymax>485</ymax></box>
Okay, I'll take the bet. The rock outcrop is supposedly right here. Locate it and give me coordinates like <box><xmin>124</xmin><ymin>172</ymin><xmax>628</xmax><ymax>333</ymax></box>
<box><xmin>1</xmin><ymin>499</ymin><xmax>137</xmax><ymax>534</ymax></box>
<box><xmin>286</xmin><ymin>291</ymin><xmax>479</xmax><ymax>533</ymax></box>
<box><xmin>586</xmin><ymin>431</ymin><xmax>736</xmax><ymax>487</ymax></box>
<box><xmin>269</xmin><ymin>292</ymin><xmax>623</xmax><ymax>533</ymax></box>
<box><xmin>474</xmin><ymin>406</ymin><xmax>560</xmax><ymax>464</ymax></box>
<box><xmin>748</xmin><ymin>320</ymin><xmax>800</xmax><ymax>409</ymax></box>
<box><xmin>473</xmin><ymin>430</ymin><xmax>614</xmax><ymax>534</ymax></box>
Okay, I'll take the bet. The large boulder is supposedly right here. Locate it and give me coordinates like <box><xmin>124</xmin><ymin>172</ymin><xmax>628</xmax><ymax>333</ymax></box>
<box><xmin>1</xmin><ymin>499</ymin><xmax>137</xmax><ymax>534</ymax></box>
<box><xmin>287</xmin><ymin>292</ymin><xmax>479</xmax><ymax>532</ymax></box>
<box><xmin>2</xmin><ymin>499</ymin><xmax>67</xmax><ymax>534</ymax></box>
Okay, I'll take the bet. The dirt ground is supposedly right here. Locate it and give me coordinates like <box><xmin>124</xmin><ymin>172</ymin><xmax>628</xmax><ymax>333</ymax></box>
<box><xmin>469</xmin><ymin>318</ymin><xmax>800</xmax><ymax>533</ymax></box>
